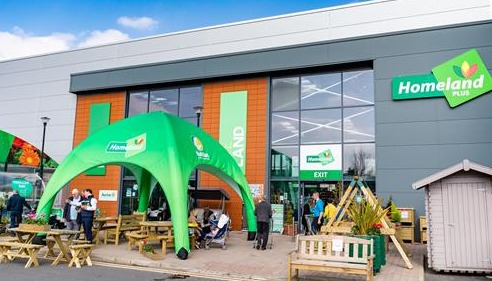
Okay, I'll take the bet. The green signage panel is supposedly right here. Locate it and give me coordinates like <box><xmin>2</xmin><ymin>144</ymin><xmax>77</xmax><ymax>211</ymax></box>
<box><xmin>300</xmin><ymin>144</ymin><xmax>342</xmax><ymax>181</ymax></box>
<box><xmin>432</xmin><ymin>49</ymin><xmax>492</xmax><ymax>107</ymax></box>
<box><xmin>86</xmin><ymin>103</ymin><xmax>111</xmax><ymax>176</ymax></box>
<box><xmin>11</xmin><ymin>178</ymin><xmax>33</xmax><ymax>197</ymax></box>
<box><xmin>392</xmin><ymin>74</ymin><xmax>445</xmax><ymax>100</ymax></box>
<box><xmin>392</xmin><ymin>49</ymin><xmax>492</xmax><ymax>108</ymax></box>
<box><xmin>219</xmin><ymin>91</ymin><xmax>247</xmax><ymax>173</ymax></box>
<box><xmin>271</xmin><ymin>204</ymin><xmax>284</xmax><ymax>233</ymax></box>
<box><xmin>299</xmin><ymin>170</ymin><xmax>342</xmax><ymax>181</ymax></box>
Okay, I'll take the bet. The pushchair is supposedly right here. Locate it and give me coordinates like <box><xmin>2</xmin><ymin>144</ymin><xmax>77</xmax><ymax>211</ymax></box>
<box><xmin>204</xmin><ymin>214</ymin><xmax>230</xmax><ymax>250</ymax></box>
<box><xmin>253</xmin><ymin>218</ymin><xmax>273</xmax><ymax>250</ymax></box>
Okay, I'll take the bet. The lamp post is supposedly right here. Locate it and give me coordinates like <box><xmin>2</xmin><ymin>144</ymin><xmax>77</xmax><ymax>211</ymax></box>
<box><xmin>192</xmin><ymin>106</ymin><xmax>203</xmax><ymax>208</ymax></box>
<box><xmin>39</xmin><ymin>116</ymin><xmax>50</xmax><ymax>181</ymax></box>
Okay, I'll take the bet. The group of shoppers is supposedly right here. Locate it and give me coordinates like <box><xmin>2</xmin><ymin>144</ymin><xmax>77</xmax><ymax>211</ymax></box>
<box><xmin>302</xmin><ymin>192</ymin><xmax>337</xmax><ymax>235</ymax></box>
<box><xmin>63</xmin><ymin>188</ymin><xmax>98</xmax><ymax>243</ymax></box>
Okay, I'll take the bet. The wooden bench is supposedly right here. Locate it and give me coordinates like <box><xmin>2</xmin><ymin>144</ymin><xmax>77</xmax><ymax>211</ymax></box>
<box><xmin>68</xmin><ymin>244</ymin><xmax>95</xmax><ymax>268</ymax></box>
<box><xmin>104</xmin><ymin>213</ymin><xmax>145</xmax><ymax>245</ymax></box>
<box><xmin>0</xmin><ymin>241</ymin><xmax>44</xmax><ymax>268</ymax></box>
<box><xmin>288</xmin><ymin>235</ymin><xmax>374</xmax><ymax>281</ymax></box>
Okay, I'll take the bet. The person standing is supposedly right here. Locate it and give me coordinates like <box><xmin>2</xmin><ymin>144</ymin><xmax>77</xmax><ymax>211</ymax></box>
<box><xmin>63</xmin><ymin>189</ymin><xmax>82</xmax><ymax>235</ymax></box>
<box><xmin>323</xmin><ymin>198</ymin><xmax>337</xmax><ymax>224</ymax></box>
<box><xmin>77</xmin><ymin>189</ymin><xmax>97</xmax><ymax>243</ymax></box>
<box><xmin>6</xmin><ymin>190</ymin><xmax>33</xmax><ymax>228</ymax></box>
<box><xmin>302</xmin><ymin>198</ymin><xmax>314</xmax><ymax>235</ymax></box>
<box><xmin>254</xmin><ymin>195</ymin><xmax>272</xmax><ymax>250</ymax></box>
<box><xmin>310</xmin><ymin>192</ymin><xmax>324</xmax><ymax>234</ymax></box>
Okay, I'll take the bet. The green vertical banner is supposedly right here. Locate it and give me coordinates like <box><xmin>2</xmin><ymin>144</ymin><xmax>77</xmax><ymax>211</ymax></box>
<box><xmin>0</xmin><ymin>131</ymin><xmax>15</xmax><ymax>164</ymax></box>
<box><xmin>85</xmin><ymin>103</ymin><xmax>111</xmax><ymax>176</ymax></box>
<box><xmin>219</xmin><ymin>91</ymin><xmax>247</xmax><ymax>173</ymax></box>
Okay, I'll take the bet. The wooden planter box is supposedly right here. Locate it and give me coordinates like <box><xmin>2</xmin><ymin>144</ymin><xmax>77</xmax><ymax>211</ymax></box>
<box><xmin>19</xmin><ymin>223</ymin><xmax>51</xmax><ymax>232</ymax></box>
<box><xmin>142</xmin><ymin>251</ymin><xmax>165</xmax><ymax>260</ymax></box>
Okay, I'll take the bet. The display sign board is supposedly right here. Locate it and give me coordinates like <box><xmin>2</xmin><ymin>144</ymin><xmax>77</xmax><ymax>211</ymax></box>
<box><xmin>271</xmin><ymin>204</ymin><xmax>284</xmax><ymax>233</ymax></box>
<box><xmin>249</xmin><ymin>184</ymin><xmax>264</xmax><ymax>201</ymax></box>
<box><xmin>99</xmin><ymin>190</ymin><xmax>118</xmax><ymax>201</ymax></box>
<box><xmin>219</xmin><ymin>91</ymin><xmax>247</xmax><ymax>173</ymax></box>
<box><xmin>11</xmin><ymin>178</ymin><xmax>33</xmax><ymax>197</ymax></box>
<box><xmin>299</xmin><ymin>144</ymin><xmax>342</xmax><ymax>180</ymax></box>
<box><xmin>392</xmin><ymin>49</ymin><xmax>492</xmax><ymax>107</ymax></box>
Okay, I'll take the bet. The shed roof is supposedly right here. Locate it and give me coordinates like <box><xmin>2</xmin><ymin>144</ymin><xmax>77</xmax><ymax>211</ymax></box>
<box><xmin>412</xmin><ymin>159</ymin><xmax>492</xmax><ymax>190</ymax></box>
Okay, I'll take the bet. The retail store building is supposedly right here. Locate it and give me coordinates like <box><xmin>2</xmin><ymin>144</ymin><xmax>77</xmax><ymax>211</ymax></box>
<box><xmin>0</xmin><ymin>0</ymin><xmax>491</xmax><ymax>238</ymax></box>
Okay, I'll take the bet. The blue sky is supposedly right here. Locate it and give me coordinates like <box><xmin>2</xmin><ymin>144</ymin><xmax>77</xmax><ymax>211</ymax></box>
<box><xmin>0</xmin><ymin>0</ymin><xmax>364</xmax><ymax>60</ymax></box>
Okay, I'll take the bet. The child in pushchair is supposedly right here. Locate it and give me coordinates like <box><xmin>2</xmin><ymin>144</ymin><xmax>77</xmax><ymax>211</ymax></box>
<box><xmin>202</xmin><ymin>214</ymin><xmax>230</xmax><ymax>250</ymax></box>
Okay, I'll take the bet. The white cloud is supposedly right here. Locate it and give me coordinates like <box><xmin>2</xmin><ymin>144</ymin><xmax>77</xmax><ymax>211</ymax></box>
<box><xmin>77</xmin><ymin>29</ymin><xmax>130</xmax><ymax>48</ymax></box>
<box><xmin>117</xmin><ymin>16</ymin><xmax>158</xmax><ymax>30</ymax></box>
<box><xmin>0</xmin><ymin>27</ymin><xmax>75</xmax><ymax>61</ymax></box>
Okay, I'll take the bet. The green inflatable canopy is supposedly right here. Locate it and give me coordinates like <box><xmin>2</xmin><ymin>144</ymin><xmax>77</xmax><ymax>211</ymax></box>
<box><xmin>36</xmin><ymin>111</ymin><xmax>257</xmax><ymax>259</ymax></box>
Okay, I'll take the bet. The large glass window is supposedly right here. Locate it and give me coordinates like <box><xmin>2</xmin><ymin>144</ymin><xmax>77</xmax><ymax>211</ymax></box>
<box><xmin>149</xmin><ymin>89</ymin><xmax>179</xmax><ymax>115</ymax></box>
<box><xmin>300</xmin><ymin>108</ymin><xmax>342</xmax><ymax>144</ymax></box>
<box><xmin>271</xmin><ymin>77</ymin><xmax>299</xmax><ymax>111</ymax></box>
<box><xmin>271</xmin><ymin>146</ymin><xmax>299</xmax><ymax>178</ymax></box>
<box><xmin>127</xmin><ymin>86</ymin><xmax>202</xmax><ymax>118</ymax></box>
<box><xmin>301</xmin><ymin>73</ymin><xmax>341</xmax><ymax>109</ymax></box>
<box><xmin>271</xmin><ymin>111</ymin><xmax>299</xmax><ymax>146</ymax></box>
<box><xmin>270</xmin><ymin>68</ymin><xmax>375</xmax><ymax>188</ymax></box>
<box><xmin>179</xmin><ymin>87</ymin><xmax>202</xmax><ymax>118</ymax></box>
<box><xmin>343</xmin><ymin>70</ymin><xmax>374</xmax><ymax>107</ymax></box>
<box><xmin>128</xmin><ymin>91</ymin><xmax>149</xmax><ymax>117</ymax></box>
<box><xmin>343</xmin><ymin>106</ymin><xmax>375</xmax><ymax>143</ymax></box>
<box><xmin>343</xmin><ymin>143</ymin><xmax>375</xmax><ymax>177</ymax></box>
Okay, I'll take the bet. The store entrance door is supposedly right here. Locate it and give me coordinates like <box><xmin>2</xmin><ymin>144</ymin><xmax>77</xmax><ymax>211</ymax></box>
<box><xmin>299</xmin><ymin>181</ymin><xmax>339</xmax><ymax>234</ymax></box>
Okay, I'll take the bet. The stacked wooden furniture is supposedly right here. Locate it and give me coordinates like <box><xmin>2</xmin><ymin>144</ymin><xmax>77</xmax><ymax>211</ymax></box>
<box><xmin>419</xmin><ymin>216</ymin><xmax>427</xmax><ymax>243</ymax></box>
<box><xmin>396</xmin><ymin>208</ymin><xmax>415</xmax><ymax>243</ymax></box>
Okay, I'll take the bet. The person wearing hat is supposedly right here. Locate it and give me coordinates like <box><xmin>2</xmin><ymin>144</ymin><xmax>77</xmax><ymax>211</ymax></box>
<box><xmin>254</xmin><ymin>195</ymin><xmax>272</xmax><ymax>250</ymax></box>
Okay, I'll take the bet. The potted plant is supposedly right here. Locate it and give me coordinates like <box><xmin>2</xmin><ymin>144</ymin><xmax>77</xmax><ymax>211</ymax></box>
<box><xmin>19</xmin><ymin>213</ymin><xmax>50</xmax><ymax>231</ymax></box>
<box><xmin>389</xmin><ymin>202</ymin><xmax>402</xmax><ymax>227</ymax></box>
<box><xmin>346</xmin><ymin>198</ymin><xmax>388</xmax><ymax>274</ymax></box>
<box><xmin>283</xmin><ymin>205</ymin><xmax>297</xmax><ymax>236</ymax></box>
<box><xmin>141</xmin><ymin>240</ymin><xmax>164</xmax><ymax>260</ymax></box>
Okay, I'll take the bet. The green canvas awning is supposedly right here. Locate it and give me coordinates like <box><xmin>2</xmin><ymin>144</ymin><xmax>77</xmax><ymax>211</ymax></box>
<box><xmin>36</xmin><ymin>111</ymin><xmax>256</xmax><ymax>259</ymax></box>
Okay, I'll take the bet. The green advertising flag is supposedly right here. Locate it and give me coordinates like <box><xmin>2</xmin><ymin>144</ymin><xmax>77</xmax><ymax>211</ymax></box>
<box><xmin>432</xmin><ymin>49</ymin><xmax>492</xmax><ymax>107</ymax></box>
<box><xmin>12</xmin><ymin>178</ymin><xmax>34</xmax><ymax>197</ymax></box>
<box><xmin>219</xmin><ymin>91</ymin><xmax>247</xmax><ymax>173</ymax></box>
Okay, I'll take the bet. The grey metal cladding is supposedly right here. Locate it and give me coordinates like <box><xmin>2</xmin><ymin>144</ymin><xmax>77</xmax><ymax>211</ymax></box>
<box><xmin>70</xmin><ymin>20</ymin><xmax>492</xmax><ymax>93</ymax></box>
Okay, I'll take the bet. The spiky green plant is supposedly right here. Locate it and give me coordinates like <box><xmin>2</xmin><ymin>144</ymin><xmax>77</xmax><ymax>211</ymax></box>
<box><xmin>347</xmin><ymin>198</ymin><xmax>388</xmax><ymax>235</ymax></box>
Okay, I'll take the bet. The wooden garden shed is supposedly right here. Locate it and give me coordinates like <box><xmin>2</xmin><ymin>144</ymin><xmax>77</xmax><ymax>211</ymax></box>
<box><xmin>412</xmin><ymin>159</ymin><xmax>492</xmax><ymax>273</ymax></box>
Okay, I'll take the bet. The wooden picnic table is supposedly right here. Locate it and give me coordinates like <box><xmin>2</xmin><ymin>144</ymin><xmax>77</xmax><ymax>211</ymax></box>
<box><xmin>93</xmin><ymin>216</ymin><xmax>118</xmax><ymax>244</ymax></box>
<box><xmin>8</xmin><ymin>228</ymin><xmax>81</xmax><ymax>266</ymax></box>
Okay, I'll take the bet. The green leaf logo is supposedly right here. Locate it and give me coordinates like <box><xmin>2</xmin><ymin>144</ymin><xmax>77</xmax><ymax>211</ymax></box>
<box><xmin>453</xmin><ymin>65</ymin><xmax>464</xmax><ymax>78</ymax></box>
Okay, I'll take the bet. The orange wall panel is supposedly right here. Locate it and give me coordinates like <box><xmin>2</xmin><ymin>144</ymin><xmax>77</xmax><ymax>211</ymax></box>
<box><xmin>70</xmin><ymin>92</ymin><xmax>126</xmax><ymax>217</ymax></box>
<box><xmin>201</xmin><ymin>78</ymin><xmax>268</xmax><ymax>230</ymax></box>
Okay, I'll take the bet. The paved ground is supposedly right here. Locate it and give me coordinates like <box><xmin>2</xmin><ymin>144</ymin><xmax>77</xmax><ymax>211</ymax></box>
<box><xmin>86</xmin><ymin>232</ymin><xmax>426</xmax><ymax>281</ymax></box>
<box><xmin>0</xmin><ymin>231</ymin><xmax>431</xmax><ymax>280</ymax></box>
